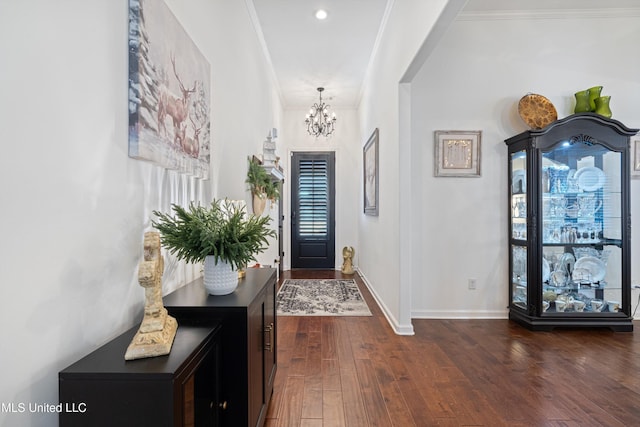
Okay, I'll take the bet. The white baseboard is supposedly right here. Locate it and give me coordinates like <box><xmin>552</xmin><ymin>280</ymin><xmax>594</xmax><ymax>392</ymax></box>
<box><xmin>358</xmin><ymin>270</ymin><xmax>415</xmax><ymax>336</ymax></box>
<box><xmin>411</xmin><ymin>309</ymin><xmax>509</xmax><ymax>319</ymax></box>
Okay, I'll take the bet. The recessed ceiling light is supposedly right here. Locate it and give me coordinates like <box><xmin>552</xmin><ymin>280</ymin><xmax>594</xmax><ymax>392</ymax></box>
<box><xmin>315</xmin><ymin>9</ymin><xmax>328</xmax><ymax>20</ymax></box>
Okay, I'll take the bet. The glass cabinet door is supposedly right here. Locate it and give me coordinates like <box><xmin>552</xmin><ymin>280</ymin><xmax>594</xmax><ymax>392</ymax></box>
<box><xmin>510</xmin><ymin>150</ymin><xmax>527</xmax><ymax>310</ymax></box>
<box><xmin>540</xmin><ymin>141</ymin><xmax>622</xmax><ymax>314</ymax></box>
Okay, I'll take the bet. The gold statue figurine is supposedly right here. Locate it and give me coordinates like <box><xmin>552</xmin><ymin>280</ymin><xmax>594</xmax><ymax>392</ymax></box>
<box><xmin>341</xmin><ymin>246</ymin><xmax>355</xmax><ymax>275</ymax></box>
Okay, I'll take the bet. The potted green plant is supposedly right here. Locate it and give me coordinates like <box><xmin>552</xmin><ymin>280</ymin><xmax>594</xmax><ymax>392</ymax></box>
<box><xmin>246</xmin><ymin>157</ymin><xmax>278</xmax><ymax>215</ymax></box>
<box><xmin>152</xmin><ymin>199</ymin><xmax>276</xmax><ymax>295</ymax></box>
<box><xmin>265</xmin><ymin>180</ymin><xmax>279</xmax><ymax>203</ymax></box>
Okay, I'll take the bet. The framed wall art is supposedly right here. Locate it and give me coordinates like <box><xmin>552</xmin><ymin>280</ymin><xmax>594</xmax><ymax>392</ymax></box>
<box><xmin>632</xmin><ymin>139</ymin><xmax>640</xmax><ymax>179</ymax></box>
<box><xmin>128</xmin><ymin>0</ymin><xmax>211</xmax><ymax>179</ymax></box>
<box><xmin>363</xmin><ymin>128</ymin><xmax>379</xmax><ymax>216</ymax></box>
<box><xmin>434</xmin><ymin>130</ymin><xmax>481</xmax><ymax>177</ymax></box>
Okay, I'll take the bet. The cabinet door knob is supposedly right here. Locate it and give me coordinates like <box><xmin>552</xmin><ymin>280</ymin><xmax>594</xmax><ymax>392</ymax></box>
<box><xmin>217</xmin><ymin>401</ymin><xmax>228</xmax><ymax>411</ymax></box>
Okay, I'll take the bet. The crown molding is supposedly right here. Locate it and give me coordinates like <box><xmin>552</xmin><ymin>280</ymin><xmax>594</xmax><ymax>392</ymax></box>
<box><xmin>243</xmin><ymin>0</ymin><xmax>285</xmax><ymax>108</ymax></box>
<box><xmin>356</xmin><ymin>0</ymin><xmax>395</xmax><ymax>109</ymax></box>
<box><xmin>457</xmin><ymin>8</ymin><xmax>640</xmax><ymax>21</ymax></box>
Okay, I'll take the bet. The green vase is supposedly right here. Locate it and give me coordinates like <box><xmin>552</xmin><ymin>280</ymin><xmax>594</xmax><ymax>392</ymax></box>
<box><xmin>574</xmin><ymin>90</ymin><xmax>591</xmax><ymax>113</ymax></box>
<box><xmin>594</xmin><ymin>96</ymin><xmax>612</xmax><ymax>118</ymax></box>
<box><xmin>588</xmin><ymin>86</ymin><xmax>603</xmax><ymax>111</ymax></box>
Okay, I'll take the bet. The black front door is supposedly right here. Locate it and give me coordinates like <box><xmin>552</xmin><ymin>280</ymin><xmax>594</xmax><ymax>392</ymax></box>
<box><xmin>291</xmin><ymin>152</ymin><xmax>335</xmax><ymax>269</ymax></box>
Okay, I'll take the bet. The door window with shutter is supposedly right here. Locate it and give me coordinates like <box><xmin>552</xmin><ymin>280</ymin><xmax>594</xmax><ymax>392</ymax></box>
<box><xmin>291</xmin><ymin>152</ymin><xmax>335</xmax><ymax>269</ymax></box>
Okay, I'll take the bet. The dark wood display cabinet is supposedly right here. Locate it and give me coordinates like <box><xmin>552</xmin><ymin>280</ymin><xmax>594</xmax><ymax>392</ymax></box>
<box><xmin>59</xmin><ymin>324</ymin><xmax>222</xmax><ymax>427</ymax></box>
<box><xmin>163</xmin><ymin>268</ymin><xmax>277</xmax><ymax>427</ymax></box>
<box><xmin>505</xmin><ymin>113</ymin><xmax>637</xmax><ymax>331</ymax></box>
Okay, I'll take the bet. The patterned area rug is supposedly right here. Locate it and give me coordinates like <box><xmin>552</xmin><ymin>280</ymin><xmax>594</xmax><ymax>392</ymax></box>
<box><xmin>277</xmin><ymin>279</ymin><xmax>372</xmax><ymax>316</ymax></box>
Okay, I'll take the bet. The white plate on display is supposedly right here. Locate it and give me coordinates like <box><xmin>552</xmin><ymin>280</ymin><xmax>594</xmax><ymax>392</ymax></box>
<box><xmin>574</xmin><ymin>256</ymin><xmax>606</xmax><ymax>282</ymax></box>
<box><xmin>572</xmin><ymin>267</ymin><xmax>592</xmax><ymax>282</ymax></box>
<box><xmin>575</xmin><ymin>167</ymin><xmax>605</xmax><ymax>192</ymax></box>
<box><xmin>512</xmin><ymin>170</ymin><xmax>526</xmax><ymax>194</ymax></box>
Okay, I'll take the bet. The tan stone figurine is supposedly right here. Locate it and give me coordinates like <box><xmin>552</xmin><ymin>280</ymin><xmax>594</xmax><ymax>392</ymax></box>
<box><xmin>125</xmin><ymin>231</ymin><xmax>178</xmax><ymax>360</ymax></box>
<box><xmin>341</xmin><ymin>246</ymin><xmax>355</xmax><ymax>275</ymax></box>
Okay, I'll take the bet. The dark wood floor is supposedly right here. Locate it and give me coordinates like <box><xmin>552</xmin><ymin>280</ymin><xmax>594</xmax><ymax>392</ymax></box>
<box><xmin>265</xmin><ymin>270</ymin><xmax>640</xmax><ymax>427</ymax></box>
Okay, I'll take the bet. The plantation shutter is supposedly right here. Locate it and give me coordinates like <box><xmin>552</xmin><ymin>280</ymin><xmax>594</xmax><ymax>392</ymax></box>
<box><xmin>298</xmin><ymin>158</ymin><xmax>329</xmax><ymax>237</ymax></box>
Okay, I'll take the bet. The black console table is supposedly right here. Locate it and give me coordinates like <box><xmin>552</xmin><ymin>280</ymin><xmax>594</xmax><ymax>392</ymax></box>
<box><xmin>163</xmin><ymin>268</ymin><xmax>277</xmax><ymax>427</ymax></box>
<box><xmin>59</xmin><ymin>324</ymin><xmax>221</xmax><ymax>427</ymax></box>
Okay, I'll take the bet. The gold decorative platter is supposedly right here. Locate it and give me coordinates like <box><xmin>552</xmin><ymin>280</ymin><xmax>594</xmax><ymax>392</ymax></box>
<box><xmin>518</xmin><ymin>93</ymin><xmax>557</xmax><ymax>129</ymax></box>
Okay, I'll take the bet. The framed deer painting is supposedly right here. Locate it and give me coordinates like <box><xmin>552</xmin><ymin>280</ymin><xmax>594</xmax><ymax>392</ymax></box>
<box><xmin>128</xmin><ymin>0</ymin><xmax>211</xmax><ymax>179</ymax></box>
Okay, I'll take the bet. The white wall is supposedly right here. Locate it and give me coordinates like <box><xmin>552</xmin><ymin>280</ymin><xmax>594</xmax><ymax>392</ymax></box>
<box><xmin>410</xmin><ymin>9</ymin><xmax>640</xmax><ymax>318</ymax></box>
<box><xmin>0</xmin><ymin>1</ymin><xmax>281</xmax><ymax>425</ymax></box>
<box><xmin>357</xmin><ymin>0</ymin><xmax>453</xmax><ymax>334</ymax></box>
<box><xmin>195</xmin><ymin>0</ymin><xmax>283</xmax><ymax>267</ymax></box>
<box><xmin>279</xmin><ymin>108</ymin><xmax>361</xmax><ymax>271</ymax></box>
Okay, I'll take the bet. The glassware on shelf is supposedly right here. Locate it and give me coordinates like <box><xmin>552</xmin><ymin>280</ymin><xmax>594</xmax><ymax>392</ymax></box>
<box><xmin>512</xmin><ymin>199</ymin><xmax>526</xmax><ymax>218</ymax></box>
<box><xmin>577</xmin><ymin>194</ymin><xmax>602</xmax><ymax>218</ymax></box>
<box><xmin>560</xmin><ymin>226</ymin><xmax>577</xmax><ymax>243</ymax></box>
<box><xmin>512</xmin><ymin>169</ymin><xmax>526</xmax><ymax>194</ymax></box>
<box><xmin>575</xmin><ymin>222</ymin><xmax>602</xmax><ymax>243</ymax></box>
<box><xmin>512</xmin><ymin>246</ymin><xmax>527</xmax><ymax>281</ymax></box>
<box><xmin>565</xmin><ymin>203</ymin><xmax>579</xmax><ymax>218</ymax></box>
<box><xmin>566</xmin><ymin>169</ymin><xmax>579</xmax><ymax>193</ymax></box>
<box><xmin>544</xmin><ymin>195</ymin><xmax>567</xmax><ymax>218</ymax></box>
<box><xmin>512</xmin><ymin>222</ymin><xmax>527</xmax><ymax>239</ymax></box>
<box><xmin>548</xmin><ymin>168</ymin><xmax>569</xmax><ymax>193</ymax></box>
<box><xmin>550</xmin><ymin>270</ymin><xmax>567</xmax><ymax>287</ymax></box>
<box><xmin>573</xmin><ymin>246</ymin><xmax>603</xmax><ymax>261</ymax></box>
<box><xmin>544</xmin><ymin>221</ymin><xmax>563</xmax><ymax>243</ymax></box>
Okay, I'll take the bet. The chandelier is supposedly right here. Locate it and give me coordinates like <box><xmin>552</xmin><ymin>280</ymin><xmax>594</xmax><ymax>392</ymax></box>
<box><xmin>304</xmin><ymin>87</ymin><xmax>337</xmax><ymax>137</ymax></box>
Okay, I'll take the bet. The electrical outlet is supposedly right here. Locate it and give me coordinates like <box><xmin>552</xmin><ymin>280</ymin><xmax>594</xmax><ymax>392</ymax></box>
<box><xmin>468</xmin><ymin>278</ymin><xmax>477</xmax><ymax>290</ymax></box>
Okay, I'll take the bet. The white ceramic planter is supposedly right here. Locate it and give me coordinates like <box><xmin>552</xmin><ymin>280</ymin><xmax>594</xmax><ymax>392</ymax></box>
<box><xmin>203</xmin><ymin>256</ymin><xmax>238</xmax><ymax>295</ymax></box>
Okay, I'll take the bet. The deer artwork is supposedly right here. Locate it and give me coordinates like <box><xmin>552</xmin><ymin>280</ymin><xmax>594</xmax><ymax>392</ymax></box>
<box><xmin>180</xmin><ymin>116</ymin><xmax>201</xmax><ymax>158</ymax></box>
<box><xmin>157</xmin><ymin>53</ymin><xmax>196</xmax><ymax>147</ymax></box>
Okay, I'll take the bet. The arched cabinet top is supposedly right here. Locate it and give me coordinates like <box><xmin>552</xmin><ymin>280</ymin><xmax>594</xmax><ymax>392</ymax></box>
<box><xmin>506</xmin><ymin>113</ymin><xmax>639</xmax><ymax>151</ymax></box>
